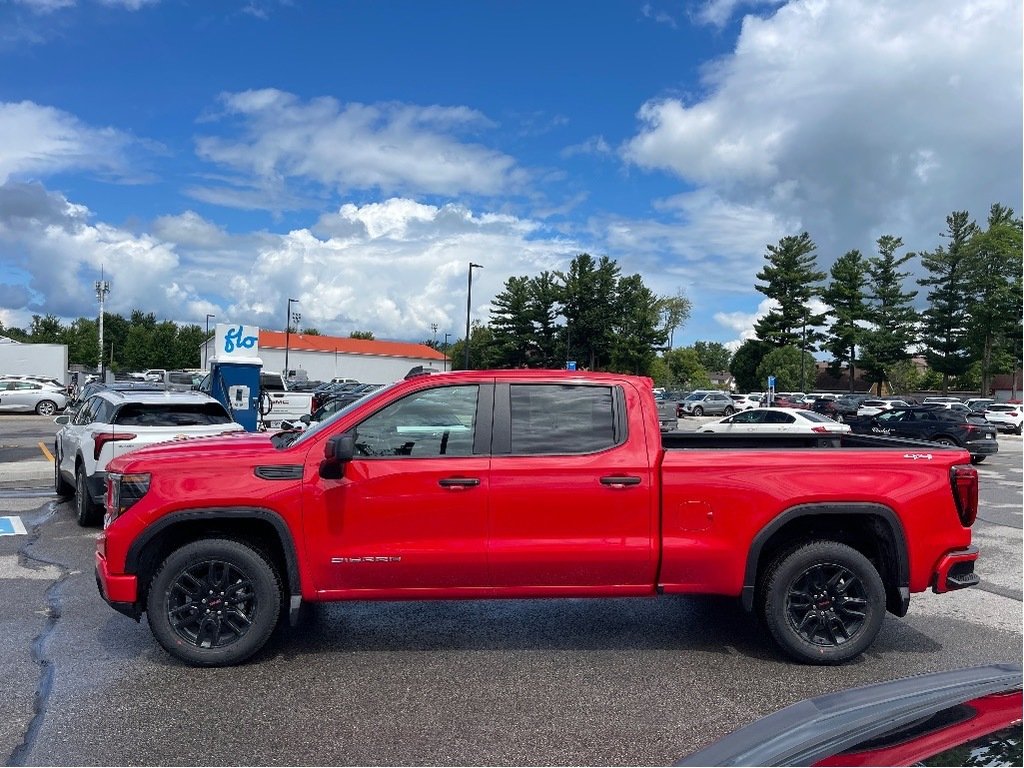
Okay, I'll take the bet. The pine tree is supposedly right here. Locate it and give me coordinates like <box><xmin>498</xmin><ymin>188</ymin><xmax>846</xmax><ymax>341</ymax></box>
<box><xmin>489</xmin><ymin>275</ymin><xmax>538</xmax><ymax>367</ymax></box>
<box><xmin>753</xmin><ymin>232</ymin><xmax>827</xmax><ymax>351</ymax></box>
<box><xmin>822</xmin><ymin>250</ymin><xmax>868</xmax><ymax>392</ymax></box>
<box><xmin>861</xmin><ymin>236</ymin><xmax>919</xmax><ymax>395</ymax></box>
<box><xmin>919</xmin><ymin>212</ymin><xmax>978</xmax><ymax>394</ymax></box>
<box><xmin>559</xmin><ymin>254</ymin><xmax>620</xmax><ymax>370</ymax></box>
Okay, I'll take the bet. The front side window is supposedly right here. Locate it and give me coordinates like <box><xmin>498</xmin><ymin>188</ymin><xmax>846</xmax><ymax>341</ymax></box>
<box><xmin>731</xmin><ymin>410</ymin><xmax>762</xmax><ymax>424</ymax></box>
<box><xmin>509</xmin><ymin>384</ymin><xmax>617</xmax><ymax>455</ymax></box>
<box><xmin>74</xmin><ymin>396</ymin><xmax>100</xmax><ymax>425</ymax></box>
<box><xmin>353</xmin><ymin>385</ymin><xmax>478</xmax><ymax>458</ymax></box>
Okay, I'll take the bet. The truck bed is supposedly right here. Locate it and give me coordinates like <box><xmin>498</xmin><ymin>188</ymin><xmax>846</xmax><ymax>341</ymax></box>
<box><xmin>661</xmin><ymin>431</ymin><xmax>961</xmax><ymax>451</ymax></box>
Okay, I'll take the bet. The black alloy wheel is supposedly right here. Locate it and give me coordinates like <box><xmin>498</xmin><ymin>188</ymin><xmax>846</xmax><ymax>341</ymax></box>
<box><xmin>147</xmin><ymin>538</ymin><xmax>281</xmax><ymax>667</ymax></box>
<box><xmin>760</xmin><ymin>540</ymin><xmax>885</xmax><ymax>664</ymax></box>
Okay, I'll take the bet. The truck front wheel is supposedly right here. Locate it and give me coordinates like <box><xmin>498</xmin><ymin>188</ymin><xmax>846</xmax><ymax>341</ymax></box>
<box><xmin>146</xmin><ymin>538</ymin><xmax>282</xmax><ymax>667</ymax></box>
<box><xmin>759</xmin><ymin>540</ymin><xmax>885</xmax><ymax>665</ymax></box>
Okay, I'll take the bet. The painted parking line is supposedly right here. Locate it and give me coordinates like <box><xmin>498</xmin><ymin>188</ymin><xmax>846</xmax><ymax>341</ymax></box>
<box><xmin>38</xmin><ymin>442</ymin><xmax>54</xmax><ymax>462</ymax></box>
<box><xmin>0</xmin><ymin>516</ymin><xmax>28</xmax><ymax>536</ymax></box>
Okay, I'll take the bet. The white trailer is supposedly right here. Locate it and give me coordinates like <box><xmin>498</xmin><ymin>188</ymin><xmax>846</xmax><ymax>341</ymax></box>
<box><xmin>0</xmin><ymin>341</ymin><xmax>69</xmax><ymax>384</ymax></box>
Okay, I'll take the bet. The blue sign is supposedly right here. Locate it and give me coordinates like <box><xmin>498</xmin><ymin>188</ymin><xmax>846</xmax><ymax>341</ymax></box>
<box><xmin>767</xmin><ymin>375</ymin><xmax>776</xmax><ymax>388</ymax></box>
<box><xmin>566</xmin><ymin>360</ymin><xmax>577</xmax><ymax>371</ymax></box>
<box><xmin>0</xmin><ymin>516</ymin><xmax>26</xmax><ymax>536</ymax></box>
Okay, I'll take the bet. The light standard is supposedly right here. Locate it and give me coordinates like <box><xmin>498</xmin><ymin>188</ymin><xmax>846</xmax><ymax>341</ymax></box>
<box><xmin>464</xmin><ymin>262</ymin><xmax>483</xmax><ymax>370</ymax></box>
<box><xmin>284</xmin><ymin>298</ymin><xmax>299</xmax><ymax>378</ymax></box>
<box><xmin>94</xmin><ymin>269</ymin><xmax>110</xmax><ymax>379</ymax></box>
<box><xmin>204</xmin><ymin>313</ymin><xmax>215</xmax><ymax>370</ymax></box>
<box><xmin>443</xmin><ymin>332</ymin><xmax>451</xmax><ymax>372</ymax></box>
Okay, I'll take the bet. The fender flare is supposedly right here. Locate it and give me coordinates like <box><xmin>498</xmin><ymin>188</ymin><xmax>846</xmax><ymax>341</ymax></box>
<box><xmin>125</xmin><ymin>507</ymin><xmax>303</xmax><ymax>619</ymax></box>
<box><xmin>740</xmin><ymin>502</ymin><xmax>910</xmax><ymax>614</ymax></box>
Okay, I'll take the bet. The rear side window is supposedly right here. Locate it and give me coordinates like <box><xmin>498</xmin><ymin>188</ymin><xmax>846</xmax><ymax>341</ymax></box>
<box><xmin>113</xmin><ymin>402</ymin><xmax>233</xmax><ymax>427</ymax></box>
<box><xmin>509</xmin><ymin>384</ymin><xmax>618</xmax><ymax>455</ymax></box>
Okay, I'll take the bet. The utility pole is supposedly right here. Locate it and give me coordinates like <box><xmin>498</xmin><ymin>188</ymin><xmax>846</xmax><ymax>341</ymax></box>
<box><xmin>464</xmin><ymin>262</ymin><xmax>483</xmax><ymax>370</ymax></box>
<box><xmin>285</xmin><ymin>298</ymin><xmax>299</xmax><ymax>378</ymax></box>
<box><xmin>443</xmin><ymin>332</ymin><xmax>451</xmax><ymax>372</ymax></box>
<box><xmin>430</xmin><ymin>322</ymin><xmax>438</xmax><ymax>347</ymax></box>
<box><xmin>204</xmin><ymin>313</ymin><xmax>215</xmax><ymax>370</ymax></box>
<box><xmin>94</xmin><ymin>268</ymin><xmax>110</xmax><ymax>379</ymax></box>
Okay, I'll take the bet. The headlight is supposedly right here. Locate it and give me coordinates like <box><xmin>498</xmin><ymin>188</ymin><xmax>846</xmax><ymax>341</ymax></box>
<box><xmin>104</xmin><ymin>472</ymin><xmax>151</xmax><ymax>528</ymax></box>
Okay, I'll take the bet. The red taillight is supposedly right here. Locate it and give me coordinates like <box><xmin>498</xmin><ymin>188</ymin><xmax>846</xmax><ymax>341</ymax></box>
<box><xmin>950</xmin><ymin>465</ymin><xmax>979</xmax><ymax>526</ymax></box>
<box><xmin>811</xmin><ymin>425</ymin><xmax>829</xmax><ymax>433</ymax></box>
<box><xmin>92</xmin><ymin>432</ymin><xmax>137</xmax><ymax>461</ymax></box>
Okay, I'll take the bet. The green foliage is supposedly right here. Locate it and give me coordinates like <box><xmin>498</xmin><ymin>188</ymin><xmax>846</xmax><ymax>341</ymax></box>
<box><xmin>609</xmin><ymin>274</ymin><xmax>667</xmax><ymax>374</ymax></box>
<box><xmin>349</xmin><ymin>330</ymin><xmax>375</xmax><ymax>340</ymax></box>
<box><xmin>919</xmin><ymin>211</ymin><xmax>977</xmax><ymax>392</ymax></box>
<box><xmin>663</xmin><ymin>347</ymin><xmax>711</xmax><ymax>389</ymax></box>
<box><xmin>658</xmin><ymin>289</ymin><xmax>692</xmax><ymax>349</ymax></box>
<box><xmin>449</xmin><ymin>322</ymin><xmax>498</xmax><ymax>370</ymax></box>
<box><xmin>302</xmin><ymin>328</ymin><xmax>322</xmax><ymax>336</ymax></box>
<box><xmin>691</xmin><ymin>341</ymin><xmax>732</xmax><ymax>372</ymax></box>
<box><xmin>822</xmin><ymin>249</ymin><xmax>868</xmax><ymax>391</ymax></box>
<box><xmin>755</xmin><ymin>345</ymin><xmax>817</xmax><ymax>392</ymax></box>
<box><xmin>860</xmin><ymin>235</ymin><xmax>919</xmax><ymax>392</ymax></box>
<box><xmin>559</xmin><ymin>254</ymin><xmax>620</xmax><ymax>370</ymax></box>
<box><xmin>885</xmin><ymin>360</ymin><xmax>922</xmax><ymax>395</ymax></box>
<box><xmin>729</xmin><ymin>339</ymin><xmax>771</xmax><ymax>392</ymax></box>
<box><xmin>753</xmin><ymin>232</ymin><xmax>826</xmax><ymax>349</ymax></box>
<box><xmin>647</xmin><ymin>356</ymin><xmax>671</xmax><ymax>388</ymax></box>
<box><xmin>490</xmin><ymin>275</ymin><xmax>538</xmax><ymax>368</ymax></box>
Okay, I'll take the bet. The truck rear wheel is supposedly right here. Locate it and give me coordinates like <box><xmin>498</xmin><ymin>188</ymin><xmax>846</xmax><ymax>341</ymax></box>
<box><xmin>759</xmin><ymin>540</ymin><xmax>885</xmax><ymax>665</ymax></box>
<box><xmin>146</xmin><ymin>538</ymin><xmax>282</xmax><ymax>667</ymax></box>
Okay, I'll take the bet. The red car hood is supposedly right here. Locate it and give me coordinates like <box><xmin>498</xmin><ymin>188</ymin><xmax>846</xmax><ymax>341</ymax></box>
<box><xmin>107</xmin><ymin>430</ymin><xmax>280</xmax><ymax>473</ymax></box>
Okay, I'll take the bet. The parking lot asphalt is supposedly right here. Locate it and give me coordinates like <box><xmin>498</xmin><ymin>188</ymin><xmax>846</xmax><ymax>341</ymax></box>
<box><xmin>0</xmin><ymin>414</ymin><xmax>1020</xmax><ymax>765</ymax></box>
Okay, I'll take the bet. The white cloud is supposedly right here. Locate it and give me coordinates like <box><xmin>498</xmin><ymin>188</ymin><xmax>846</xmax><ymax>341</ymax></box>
<box><xmin>10</xmin><ymin>0</ymin><xmax>75</xmax><ymax>12</ymax></box>
<box><xmin>95</xmin><ymin>0</ymin><xmax>158</xmax><ymax>8</ymax></box>
<box><xmin>0</xmin><ymin>100</ymin><xmax>145</xmax><ymax>184</ymax></box>
<box><xmin>624</xmin><ymin>0</ymin><xmax>1022</xmax><ymax>259</ymax></box>
<box><xmin>193</xmin><ymin>89</ymin><xmax>529</xmax><ymax>209</ymax></box>
<box><xmin>561</xmin><ymin>136</ymin><xmax>612</xmax><ymax>158</ymax></box>
<box><xmin>694</xmin><ymin>0</ymin><xmax>784</xmax><ymax>28</ymax></box>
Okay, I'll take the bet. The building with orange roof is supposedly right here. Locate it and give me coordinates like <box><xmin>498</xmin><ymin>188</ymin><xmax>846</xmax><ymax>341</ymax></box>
<box><xmin>201</xmin><ymin>329</ymin><xmax>448</xmax><ymax>384</ymax></box>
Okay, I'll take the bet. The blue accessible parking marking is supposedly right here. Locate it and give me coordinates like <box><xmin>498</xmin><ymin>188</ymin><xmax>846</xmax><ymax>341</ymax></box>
<box><xmin>0</xmin><ymin>516</ymin><xmax>28</xmax><ymax>536</ymax></box>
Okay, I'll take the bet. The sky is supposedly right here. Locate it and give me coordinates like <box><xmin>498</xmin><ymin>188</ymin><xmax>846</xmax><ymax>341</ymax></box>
<box><xmin>0</xmin><ymin>0</ymin><xmax>1020</xmax><ymax>351</ymax></box>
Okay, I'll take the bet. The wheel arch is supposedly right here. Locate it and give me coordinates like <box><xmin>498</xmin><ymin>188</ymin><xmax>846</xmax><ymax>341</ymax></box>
<box><xmin>741</xmin><ymin>502</ymin><xmax>909</xmax><ymax>617</ymax></box>
<box><xmin>125</xmin><ymin>507</ymin><xmax>302</xmax><ymax>623</ymax></box>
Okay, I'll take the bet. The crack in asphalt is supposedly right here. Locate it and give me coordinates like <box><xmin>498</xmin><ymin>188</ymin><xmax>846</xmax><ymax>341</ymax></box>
<box><xmin>7</xmin><ymin>502</ymin><xmax>71</xmax><ymax>767</ymax></box>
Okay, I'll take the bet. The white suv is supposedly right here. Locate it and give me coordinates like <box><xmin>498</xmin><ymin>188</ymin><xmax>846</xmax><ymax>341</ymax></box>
<box><xmin>54</xmin><ymin>389</ymin><xmax>244</xmax><ymax>526</ymax></box>
<box><xmin>984</xmin><ymin>403</ymin><xmax>1023</xmax><ymax>435</ymax></box>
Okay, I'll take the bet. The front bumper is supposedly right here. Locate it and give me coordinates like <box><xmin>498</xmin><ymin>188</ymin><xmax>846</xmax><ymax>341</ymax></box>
<box><xmin>95</xmin><ymin>550</ymin><xmax>140</xmax><ymax>619</ymax></box>
<box><xmin>932</xmin><ymin>545</ymin><xmax>980</xmax><ymax>593</ymax></box>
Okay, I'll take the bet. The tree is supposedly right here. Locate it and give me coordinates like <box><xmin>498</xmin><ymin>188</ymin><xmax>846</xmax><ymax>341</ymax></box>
<box><xmin>755</xmin><ymin>345</ymin><xmax>817</xmax><ymax>392</ymax></box>
<box><xmin>753</xmin><ymin>233</ymin><xmax>826</xmax><ymax>350</ymax></box>
<box><xmin>965</xmin><ymin>204</ymin><xmax>1023</xmax><ymax>395</ymax></box>
<box><xmin>919</xmin><ymin>212</ymin><xmax>977</xmax><ymax>393</ymax></box>
<box><xmin>448</xmin><ymin>322</ymin><xmax>497</xmax><ymax>370</ymax></box>
<box><xmin>729</xmin><ymin>339</ymin><xmax>771</xmax><ymax>393</ymax></box>
<box><xmin>349</xmin><ymin>330</ymin><xmax>375</xmax><ymax>340</ymax></box>
<box><xmin>608</xmin><ymin>274</ymin><xmax>666</xmax><ymax>375</ymax></box>
<box><xmin>663</xmin><ymin>347</ymin><xmax>712</xmax><ymax>389</ymax></box>
<box><xmin>528</xmin><ymin>271</ymin><xmax>563</xmax><ymax>368</ymax></box>
<box><xmin>559</xmin><ymin>253</ymin><xmax>620</xmax><ymax>370</ymax></box>
<box><xmin>822</xmin><ymin>250</ymin><xmax>868</xmax><ymax>392</ymax></box>
<box><xmin>658</xmin><ymin>289</ymin><xmax>692</xmax><ymax>349</ymax></box>
<box><xmin>28</xmin><ymin>314</ymin><xmax>64</xmax><ymax>344</ymax></box>
<box><xmin>860</xmin><ymin>236</ymin><xmax>919</xmax><ymax>395</ymax></box>
<box><xmin>885</xmin><ymin>359</ymin><xmax>922</xmax><ymax>395</ymax></box>
<box><xmin>302</xmin><ymin>328</ymin><xmax>322</xmax><ymax>336</ymax></box>
<box><xmin>691</xmin><ymin>341</ymin><xmax>732</xmax><ymax>372</ymax></box>
<box><xmin>489</xmin><ymin>275</ymin><xmax>538</xmax><ymax>368</ymax></box>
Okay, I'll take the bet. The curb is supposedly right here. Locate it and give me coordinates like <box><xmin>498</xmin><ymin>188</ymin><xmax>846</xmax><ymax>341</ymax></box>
<box><xmin>0</xmin><ymin>461</ymin><xmax>52</xmax><ymax>484</ymax></box>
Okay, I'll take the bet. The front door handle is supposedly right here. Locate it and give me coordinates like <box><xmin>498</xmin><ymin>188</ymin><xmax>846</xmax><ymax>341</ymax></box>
<box><xmin>438</xmin><ymin>477</ymin><xmax>480</xmax><ymax>488</ymax></box>
<box><xmin>600</xmin><ymin>475</ymin><xmax>642</xmax><ymax>487</ymax></box>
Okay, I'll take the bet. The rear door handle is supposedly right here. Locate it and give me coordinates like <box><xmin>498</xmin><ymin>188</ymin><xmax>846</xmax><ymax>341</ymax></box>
<box><xmin>600</xmin><ymin>475</ymin><xmax>642</xmax><ymax>487</ymax></box>
<box><xmin>438</xmin><ymin>477</ymin><xmax>480</xmax><ymax>488</ymax></box>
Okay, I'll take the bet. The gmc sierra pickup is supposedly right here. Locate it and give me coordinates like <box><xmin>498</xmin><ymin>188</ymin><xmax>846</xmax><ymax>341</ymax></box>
<box><xmin>95</xmin><ymin>370</ymin><xmax>981</xmax><ymax>667</ymax></box>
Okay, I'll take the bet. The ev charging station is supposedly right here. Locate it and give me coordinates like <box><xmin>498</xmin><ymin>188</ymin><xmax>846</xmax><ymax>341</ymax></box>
<box><xmin>208</xmin><ymin>323</ymin><xmax>263</xmax><ymax>432</ymax></box>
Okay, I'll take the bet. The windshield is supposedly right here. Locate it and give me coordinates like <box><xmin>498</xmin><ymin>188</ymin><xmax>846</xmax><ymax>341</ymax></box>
<box><xmin>275</xmin><ymin>382</ymin><xmax>400</xmax><ymax>449</ymax></box>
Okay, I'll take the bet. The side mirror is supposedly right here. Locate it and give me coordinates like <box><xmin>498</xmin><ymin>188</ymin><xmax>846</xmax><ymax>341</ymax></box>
<box><xmin>324</xmin><ymin>432</ymin><xmax>356</xmax><ymax>463</ymax></box>
<box><xmin>54</xmin><ymin>414</ymin><xmax>70</xmax><ymax>425</ymax></box>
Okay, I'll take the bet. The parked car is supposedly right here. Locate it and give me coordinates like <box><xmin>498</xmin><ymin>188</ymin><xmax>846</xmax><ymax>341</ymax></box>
<box><xmin>678</xmin><ymin>390</ymin><xmax>735</xmax><ymax>416</ymax></box>
<box><xmin>0</xmin><ymin>378</ymin><xmax>68</xmax><ymax>415</ymax></box>
<box><xmin>699</xmin><ymin>408</ymin><xmax>852</xmax><ymax>435</ymax></box>
<box><xmin>97</xmin><ymin>370</ymin><xmax>982</xmax><ymax>667</ymax></box>
<box><xmin>678</xmin><ymin>663</ymin><xmax>1022</xmax><ymax>767</ymax></box>
<box><xmin>730</xmin><ymin>394</ymin><xmax>762</xmax><ymax>411</ymax></box>
<box><xmin>54</xmin><ymin>389</ymin><xmax>244</xmax><ymax>526</ymax></box>
<box><xmin>845</xmin><ymin>405</ymin><xmax>998</xmax><ymax>464</ymax></box>
<box><xmin>923</xmin><ymin>396</ymin><xmax>964</xmax><ymax>405</ymax></box>
<box><xmin>984</xmin><ymin>403</ymin><xmax>1023</xmax><ymax>435</ymax></box>
<box><xmin>830</xmin><ymin>394</ymin><xmax>870</xmax><ymax>421</ymax></box>
<box><xmin>964</xmin><ymin>397</ymin><xmax>996</xmax><ymax>413</ymax></box>
<box><xmin>280</xmin><ymin>392</ymin><xmax>367</xmax><ymax>431</ymax></box>
<box><xmin>856</xmin><ymin>398</ymin><xmax>909</xmax><ymax>417</ymax></box>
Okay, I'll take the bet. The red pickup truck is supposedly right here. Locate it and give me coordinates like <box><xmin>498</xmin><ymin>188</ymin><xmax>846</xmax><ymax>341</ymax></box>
<box><xmin>95</xmin><ymin>370</ymin><xmax>980</xmax><ymax>667</ymax></box>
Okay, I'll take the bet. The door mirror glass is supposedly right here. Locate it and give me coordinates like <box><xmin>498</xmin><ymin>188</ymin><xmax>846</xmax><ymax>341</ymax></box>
<box><xmin>324</xmin><ymin>432</ymin><xmax>356</xmax><ymax>463</ymax></box>
<box><xmin>54</xmin><ymin>414</ymin><xmax>70</xmax><ymax>424</ymax></box>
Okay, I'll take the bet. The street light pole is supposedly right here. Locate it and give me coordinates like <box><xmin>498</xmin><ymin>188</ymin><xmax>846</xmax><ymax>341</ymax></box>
<box><xmin>285</xmin><ymin>298</ymin><xmax>299</xmax><ymax>377</ymax></box>
<box><xmin>443</xmin><ymin>332</ymin><xmax>451</xmax><ymax>372</ymax></box>
<box><xmin>204</xmin><ymin>313</ymin><xmax>215</xmax><ymax>370</ymax></box>
<box><xmin>464</xmin><ymin>262</ymin><xmax>483</xmax><ymax>370</ymax></box>
<box><xmin>94</xmin><ymin>268</ymin><xmax>110</xmax><ymax>380</ymax></box>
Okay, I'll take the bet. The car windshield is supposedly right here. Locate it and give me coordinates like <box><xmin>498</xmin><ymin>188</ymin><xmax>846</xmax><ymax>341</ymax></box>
<box><xmin>683</xmin><ymin>392</ymin><xmax>708</xmax><ymax>401</ymax></box>
<box><xmin>277</xmin><ymin>382</ymin><xmax>400</xmax><ymax>449</ymax></box>
<box><xmin>113</xmin><ymin>402</ymin><xmax>233</xmax><ymax>426</ymax></box>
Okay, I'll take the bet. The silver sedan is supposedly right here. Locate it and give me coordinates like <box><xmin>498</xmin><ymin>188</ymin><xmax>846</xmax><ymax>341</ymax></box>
<box><xmin>0</xmin><ymin>378</ymin><xmax>68</xmax><ymax>415</ymax></box>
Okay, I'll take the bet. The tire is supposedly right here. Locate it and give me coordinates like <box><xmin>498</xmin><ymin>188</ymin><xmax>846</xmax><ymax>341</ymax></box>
<box><xmin>75</xmin><ymin>464</ymin><xmax>102</xmax><ymax>527</ymax></box>
<box><xmin>693</xmin><ymin>406</ymin><xmax>704</xmax><ymax>416</ymax></box>
<box><xmin>146</xmin><ymin>538</ymin><xmax>282</xmax><ymax>667</ymax></box>
<box><xmin>54</xmin><ymin>446</ymin><xmax>73</xmax><ymax>498</ymax></box>
<box><xmin>970</xmin><ymin>455</ymin><xmax>986</xmax><ymax>464</ymax></box>
<box><xmin>759</xmin><ymin>540</ymin><xmax>885</xmax><ymax>665</ymax></box>
<box><xmin>724</xmin><ymin>406</ymin><xmax>735</xmax><ymax>416</ymax></box>
<box><xmin>35</xmin><ymin>399</ymin><xmax>57</xmax><ymax>416</ymax></box>
<box><xmin>1015</xmin><ymin>424</ymin><xmax>1022</xmax><ymax>436</ymax></box>
<box><xmin>934</xmin><ymin>437</ymin><xmax>958</xmax><ymax>447</ymax></box>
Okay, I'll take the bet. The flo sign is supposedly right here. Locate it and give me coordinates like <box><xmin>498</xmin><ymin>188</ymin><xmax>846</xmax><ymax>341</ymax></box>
<box><xmin>213</xmin><ymin>323</ymin><xmax>260</xmax><ymax>362</ymax></box>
